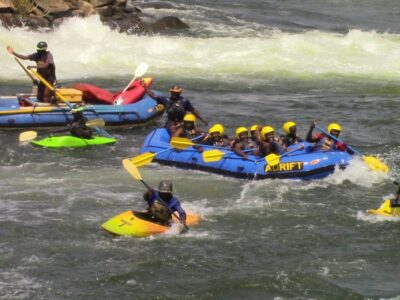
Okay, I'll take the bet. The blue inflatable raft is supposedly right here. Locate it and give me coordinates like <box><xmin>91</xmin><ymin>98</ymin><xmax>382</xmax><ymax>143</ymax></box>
<box><xmin>0</xmin><ymin>94</ymin><xmax>164</xmax><ymax>129</ymax></box>
<box><xmin>139</xmin><ymin>128</ymin><xmax>353</xmax><ymax>180</ymax></box>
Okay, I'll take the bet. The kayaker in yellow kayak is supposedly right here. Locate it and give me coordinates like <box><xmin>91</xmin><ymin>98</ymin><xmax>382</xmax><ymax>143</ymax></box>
<box><xmin>390</xmin><ymin>181</ymin><xmax>400</xmax><ymax>207</ymax></box>
<box><xmin>143</xmin><ymin>180</ymin><xmax>187</xmax><ymax>227</ymax></box>
<box><xmin>7</xmin><ymin>41</ymin><xmax>56</xmax><ymax>103</ymax></box>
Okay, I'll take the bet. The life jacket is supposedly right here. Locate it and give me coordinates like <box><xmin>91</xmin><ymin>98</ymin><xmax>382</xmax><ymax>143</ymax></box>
<box><xmin>231</xmin><ymin>138</ymin><xmax>255</xmax><ymax>151</ymax></box>
<box><xmin>284</xmin><ymin>135</ymin><xmax>303</xmax><ymax>147</ymax></box>
<box><xmin>166</xmin><ymin>97</ymin><xmax>187</xmax><ymax>122</ymax></box>
<box><xmin>314</xmin><ymin>134</ymin><xmax>335</xmax><ymax>151</ymax></box>
<box><xmin>257</xmin><ymin>138</ymin><xmax>286</xmax><ymax>156</ymax></box>
<box><xmin>149</xmin><ymin>200</ymin><xmax>172</xmax><ymax>224</ymax></box>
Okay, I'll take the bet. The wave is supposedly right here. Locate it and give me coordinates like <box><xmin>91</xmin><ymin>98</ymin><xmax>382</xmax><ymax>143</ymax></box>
<box><xmin>1</xmin><ymin>16</ymin><xmax>400</xmax><ymax>84</ymax></box>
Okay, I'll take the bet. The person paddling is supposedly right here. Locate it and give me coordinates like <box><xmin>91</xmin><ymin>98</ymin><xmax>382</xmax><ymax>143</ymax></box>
<box><xmin>144</xmin><ymin>85</ymin><xmax>208</xmax><ymax>135</ymax></box>
<box><xmin>201</xmin><ymin>123</ymin><xmax>231</xmax><ymax>147</ymax></box>
<box><xmin>255</xmin><ymin>125</ymin><xmax>286</xmax><ymax>156</ymax></box>
<box><xmin>231</xmin><ymin>127</ymin><xmax>257</xmax><ymax>159</ymax></box>
<box><xmin>390</xmin><ymin>182</ymin><xmax>400</xmax><ymax>207</ymax></box>
<box><xmin>281</xmin><ymin>121</ymin><xmax>303</xmax><ymax>147</ymax></box>
<box><xmin>50</xmin><ymin>105</ymin><xmax>93</xmax><ymax>139</ymax></box>
<box><xmin>7</xmin><ymin>41</ymin><xmax>56</xmax><ymax>103</ymax></box>
<box><xmin>306</xmin><ymin>121</ymin><xmax>351</xmax><ymax>153</ymax></box>
<box><xmin>143</xmin><ymin>180</ymin><xmax>187</xmax><ymax>227</ymax></box>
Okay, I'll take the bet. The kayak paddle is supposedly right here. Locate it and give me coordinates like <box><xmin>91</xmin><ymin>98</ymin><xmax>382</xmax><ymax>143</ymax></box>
<box><xmin>18</xmin><ymin>119</ymin><xmax>107</xmax><ymax>142</ymax></box>
<box><xmin>19</xmin><ymin>131</ymin><xmax>38</xmax><ymax>142</ymax></box>
<box><xmin>122</xmin><ymin>159</ymin><xmax>189</xmax><ymax>230</ymax></box>
<box><xmin>315</xmin><ymin>125</ymin><xmax>389</xmax><ymax>173</ymax></box>
<box><xmin>115</xmin><ymin>63</ymin><xmax>149</xmax><ymax>105</ymax></box>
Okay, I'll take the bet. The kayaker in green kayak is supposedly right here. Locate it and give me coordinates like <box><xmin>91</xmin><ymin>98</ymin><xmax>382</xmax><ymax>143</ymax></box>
<box><xmin>51</xmin><ymin>105</ymin><xmax>93</xmax><ymax>139</ymax></box>
<box><xmin>143</xmin><ymin>180</ymin><xmax>187</xmax><ymax>227</ymax></box>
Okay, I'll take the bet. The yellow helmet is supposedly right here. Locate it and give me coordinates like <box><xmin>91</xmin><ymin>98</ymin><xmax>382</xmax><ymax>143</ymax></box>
<box><xmin>250</xmin><ymin>124</ymin><xmax>258</xmax><ymax>131</ymax></box>
<box><xmin>283</xmin><ymin>121</ymin><xmax>296</xmax><ymax>134</ymax></box>
<box><xmin>170</xmin><ymin>85</ymin><xmax>183</xmax><ymax>93</ymax></box>
<box><xmin>235</xmin><ymin>127</ymin><xmax>248</xmax><ymax>138</ymax></box>
<box><xmin>261</xmin><ymin>126</ymin><xmax>274</xmax><ymax>138</ymax></box>
<box><xmin>183</xmin><ymin>114</ymin><xmax>196</xmax><ymax>122</ymax></box>
<box><xmin>327</xmin><ymin>123</ymin><xmax>342</xmax><ymax>133</ymax></box>
<box><xmin>209</xmin><ymin>124</ymin><xmax>224</xmax><ymax>135</ymax></box>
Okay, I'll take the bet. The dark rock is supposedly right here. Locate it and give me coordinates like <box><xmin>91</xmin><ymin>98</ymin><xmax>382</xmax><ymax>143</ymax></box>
<box><xmin>88</xmin><ymin>0</ymin><xmax>115</xmax><ymax>8</ymax></box>
<box><xmin>148</xmin><ymin>16</ymin><xmax>189</xmax><ymax>33</ymax></box>
<box><xmin>96</xmin><ymin>5</ymin><xmax>114</xmax><ymax>17</ymax></box>
<box><xmin>0</xmin><ymin>0</ymin><xmax>15</xmax><ymax>13</ymax></box>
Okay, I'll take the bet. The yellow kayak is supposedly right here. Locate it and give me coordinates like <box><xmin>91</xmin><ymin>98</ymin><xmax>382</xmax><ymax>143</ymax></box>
<box><xmin>367</xmin><ymin>199</ymin><xmax>400</xmax><ymax>217</ymax></box>
<box><xmin>101</xmin><ymin>210</ymin><xmax>201</xmax><ymax>237</ymax></box>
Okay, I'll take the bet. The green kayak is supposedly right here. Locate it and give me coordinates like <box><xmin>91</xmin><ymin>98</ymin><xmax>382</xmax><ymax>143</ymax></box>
<box><xmin>31</xmin><ymin>135</ymin><xmax>117</xmax><ymax>148</ymax></box>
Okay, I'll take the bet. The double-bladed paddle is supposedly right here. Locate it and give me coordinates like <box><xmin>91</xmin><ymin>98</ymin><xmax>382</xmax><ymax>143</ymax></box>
<box><xmin>18</xmin><ymin>118</ymin><xmax>106</xmax><ymax>142</ymax></box>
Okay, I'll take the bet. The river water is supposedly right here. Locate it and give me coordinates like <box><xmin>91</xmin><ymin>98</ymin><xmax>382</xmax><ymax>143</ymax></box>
<box><xmin>0</xmin><ymin>1</ymin><xmax>400</xmax><ymax>299</ymax></box>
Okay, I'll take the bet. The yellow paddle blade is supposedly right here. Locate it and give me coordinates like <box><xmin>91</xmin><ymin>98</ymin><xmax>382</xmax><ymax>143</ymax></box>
<box><xmin>170</xmin><ymin>137</ymin><xmax>195</xmax><ymax>150</ymax></box>
<box><xmin>122</xmin><ymin>159</ymin><xmax>143</xmax><ymax>181</ymax></box>
<box><xmin>202</xmin><ymin>149</ymin><xmax>226</xmax><ymax>162</ymax></box>
<box><xmin>30</xmin><ymin>69</ymin><xmax>68</xmax><ymax>103</ymax></box>
<box><xmin>363</xmin><ymin>156</ymin><xmax>389</xmax><ymax>173</ymax></box>
<box><xmin>131</xmin><ymin>152</ymin><xmax>156</xmax><ymax>167</ymax></box>
<box><xmin>86</xmin><ymin>118</ymin><xmax>105</xmax><ymax>128</ymax></box>
<box><xmin>266</xmin><ymin>153</ymin><xmax>280</xmax><ymax>166</ymax></box>
<box><xmin>19</xmin><ymin>131</ymin><xmax>37</xmax><ymax>142</ymax></box>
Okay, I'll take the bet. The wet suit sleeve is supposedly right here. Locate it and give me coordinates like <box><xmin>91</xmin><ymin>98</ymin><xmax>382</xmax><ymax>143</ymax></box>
<box><xmin>182</xmin><ymin>98</ymin><xmax>195</xmax><ymax>112</ymax></box>
<box><xmin>154</xmin><ymin>95</ymin><xmax>169</xmax><ymax>106</ymax></box>
<box><xmin>27</xmin><ymin>53</ymin><xmax>38</xmax><ymax>61</ymax></box>
<box><xmin>170</xmin><ymin>198</ymin><xmax>187</xmax><ymax>222</ymax></box>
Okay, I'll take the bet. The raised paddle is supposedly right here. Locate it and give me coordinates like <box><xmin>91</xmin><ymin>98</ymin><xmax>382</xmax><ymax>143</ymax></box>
<box><xmin>18</xmin><ymin>118</ymin><xmax>106</xmax><ymax>142</ymax></box>
<box><xmin>122</xmin><ymin>159</ymin><xmax>189</xmax><ymax>230</ymax></box>
<box><xmin>315</xmin><ymin>125</ymin><xmax>389</xmax><ymax>173</ymax></box>
<box><xmin>115</xmin><ymin>63</ymin><xmax>149</xmax><ymax>105</ymax></box>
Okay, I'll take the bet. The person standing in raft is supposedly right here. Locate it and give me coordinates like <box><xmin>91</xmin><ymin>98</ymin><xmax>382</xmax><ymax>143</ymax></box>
<box><xmin>144</xmin><ymin>85</ymin><xmax>208</xmax><ymax>135</ymax></box>
<box><xmin>7</xmin><ymin>41</ymin><xmax>56</xmax><ymax>103</ymax></box>
<box><xmin>143</xmin><ymin>180</ymin><xmax>187</xmax><ymax>227</ymax></box>
<box><xmin>231</xmin><ymin>127</ymin><xmax>257</xmax><ymax>160</ymax></box>
<box><xmin>255</xmin><ymin>125</ymin><xmax>287</xmax><ymax>156</ymax></box>
<box><xmin>306</xmin><ymin>121</ymin><xmax>353</xmax><ymax>153</ymax></box>
<box><xmin>281</xmin><ymin>121</ymin><xmax>303</xmax><ymax>147</ymax></box>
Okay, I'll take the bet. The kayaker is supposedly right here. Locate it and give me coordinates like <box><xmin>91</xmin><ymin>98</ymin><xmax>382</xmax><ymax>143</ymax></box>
<box><xmin>281</xmin><ymin>121</ymin><xmax>303</xmax><ymax>147</ymax></box>
<box><xmin>255</xmin><ymin>125</ymin><xmax>287</xmax><ymax>156</ymax></box>
<box><xmin>201</xmin><ymin>123</ymin><xmax>231</xmax><ymax>147</ymax></box>
<box><xmin>7</xmin><ymin>41</ymin><xmax>56</xmax><ymax>103</ymax></box>
<box><xmin>306</xmin><ymin>121</ymin><xmax>349</xmax><ymax>152</ymax></box>
<box><xmin>143</xmin><ymin>180</ymin><xmax>187</xmax><ymax>227</ymax></box>
<box><xmin>69</xmin><ymin>106</ymin><xmax>93</xmax><ymax>139</ymax></box>
<box><xmin>390</xmin><ymin>182</ymin><xmax>400</xmax><ymax>207</ymax></box>
<box><xmin>231</xmin><ymin>127</ymin><xmax>257</xmax><ymax>159</ymax></box>
<box><xmin>144</xmin><ymin>85</ymin><xmax>208</xmax><ymax>134</ymax></box>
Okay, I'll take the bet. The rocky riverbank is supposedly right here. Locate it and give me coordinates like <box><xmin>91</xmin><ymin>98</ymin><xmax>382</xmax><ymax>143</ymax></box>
<box><xmin>0</xmin><ymin>0</ymin><xmax>189</xmax><ymax>34</ymax></box>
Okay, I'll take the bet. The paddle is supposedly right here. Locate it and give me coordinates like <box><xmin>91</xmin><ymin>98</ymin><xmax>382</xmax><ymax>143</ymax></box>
<box><xmin>315</xmin><ymin>125</ymin><xmax>389</xmax><ymax>173</ymax></box>
<box><xmin>115</xmin><ymin>63</ymin><xmax>149</xmax><ymax>105</ymax></box>
<box><xmin>14</xmin><ymin>57</ymin><xmax>38</xmax><ymax>85</ymax></box>
<box><xmin>132</xmin><ymin>135</ymin><xmax>206</xmax><ymax>167</ymax></box>
<box><xmin>122</xmin><ymin>159</ymin><xmax>189</xmax><ymax>230</ymax></box>
<box><xmin>264</xmin><ymin>144</ymin><xmax>305</xmax><ymax>166</ymax></box>
<box><xmin>18</xmin><ymin>118</ymin><xmax>106</xmax><ymax>142</ymax></box>
<box><xmin>202</xmin><ymin>148</ymin><xmax>255</xmax><ymax>163</ymax></box>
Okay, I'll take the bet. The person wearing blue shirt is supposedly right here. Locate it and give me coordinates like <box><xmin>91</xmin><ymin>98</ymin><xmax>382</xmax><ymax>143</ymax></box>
<box><xmin>145</xmin><ymin>85</ymin><xmax>208</xmax><ymax>134</ymax></box>
<box><xmin>143</xmin><ymin>180</ymin><xmax>187</xmax><ymax>227</ymax></box>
